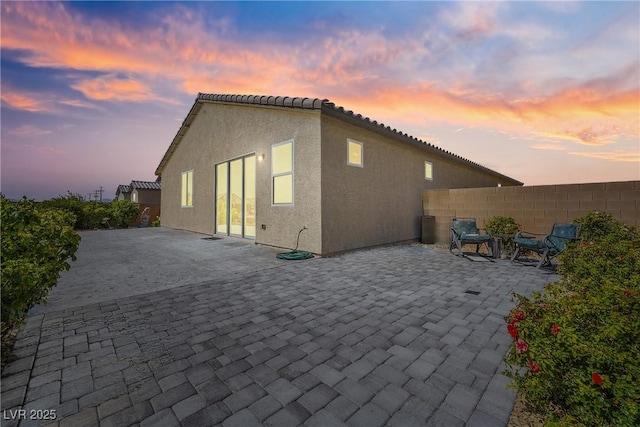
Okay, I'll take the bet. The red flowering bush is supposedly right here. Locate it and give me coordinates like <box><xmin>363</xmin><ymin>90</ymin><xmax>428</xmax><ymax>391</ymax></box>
<box><xmin>504</xmin><ymin>212</ymin><xmax>640</xmax><ymax>426</ymax></box>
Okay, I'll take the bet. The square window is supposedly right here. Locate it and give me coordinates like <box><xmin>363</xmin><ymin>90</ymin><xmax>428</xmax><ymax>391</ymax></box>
<box><xmin>272</xmin><ymin>141</ymin><xmax>293</xmax><ymax>174</ymax></box>
<box><xmin>425</xmin><ymin>161</ymin><xmax>433</xmax><ymax>180</ymax></box>
<box><xmin>273</xmin><ymin>175</ymin><xmax>293</xmax><ymax>204</ymax></box>
<box><xmin>348</xmin><ymin>139</ymin><xmax>363</xmax><ymax>167</ymax></box>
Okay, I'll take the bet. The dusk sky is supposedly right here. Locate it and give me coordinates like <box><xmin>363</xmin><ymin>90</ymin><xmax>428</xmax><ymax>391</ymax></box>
<box><xmin>1</xmin><ymin>1</ymin><xmax>639</xmax><ymax>201</ymax></box>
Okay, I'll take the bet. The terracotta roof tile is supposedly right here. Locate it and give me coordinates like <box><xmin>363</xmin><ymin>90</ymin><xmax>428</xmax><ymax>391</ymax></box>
<box><xmin>155</xmin><ymin>93</ymin><xmax>522</xmax><ymax>185</ymax></box>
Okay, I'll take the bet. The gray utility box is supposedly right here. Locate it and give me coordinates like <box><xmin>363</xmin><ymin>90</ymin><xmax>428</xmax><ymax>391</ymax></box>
<box><xmin>421</xmin><ymin>215</ymin><xmax>435</xmax><ymax>244</ymax></box>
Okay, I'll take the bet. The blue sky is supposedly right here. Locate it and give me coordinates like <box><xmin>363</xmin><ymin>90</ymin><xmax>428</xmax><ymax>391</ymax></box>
<box><xmin>1</xmin><ymin>1</ymin><xmax>638</xmax><ymax>200</ymax></box>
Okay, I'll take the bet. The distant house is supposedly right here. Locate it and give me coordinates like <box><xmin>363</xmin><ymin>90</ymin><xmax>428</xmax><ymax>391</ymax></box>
<box><xmin>115</xmin><ymin>181</ymin><xmax>161</xmax><ymax>204</ymax></box>
<box><xmin>155</xmin><ymin>93</ymin><xmax>522</xmax><ymax>255</ymax></box>
<box><xmin>114</xmin><ymin>180</ymin><xmax>162</xmax><ymax>225</ymax></box>
<box><xmin>115</xmin><ymin>185</ymin><xmax>132</xmax><ymax>201</ymax></box>
<box><xmin>129</xmin><ymin>180</ymin><xmax>161</xmax><ymax>205</ymax></box>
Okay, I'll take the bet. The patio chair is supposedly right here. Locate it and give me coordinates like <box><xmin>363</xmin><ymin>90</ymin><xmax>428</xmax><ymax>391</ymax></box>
<box><xmin>449</xmin><ymin>218</ymin><xmax>493</xmax><ymax>258</ymax></box>
<box><xmin>510</xmin><ymin>223</ymin><xmax>581</xmax><ymax>269</ymax></box>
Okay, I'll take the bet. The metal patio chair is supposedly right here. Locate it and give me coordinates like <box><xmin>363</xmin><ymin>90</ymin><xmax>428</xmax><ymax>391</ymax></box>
<box><xmin>449</xmin><ymin>218</ymin><xmax>493</xmax><ymax>258</ymax></box>
<box><xmin>510</xmin><ymin>223</ymin><xmax>581</xmax><ymax>269</ymax></box>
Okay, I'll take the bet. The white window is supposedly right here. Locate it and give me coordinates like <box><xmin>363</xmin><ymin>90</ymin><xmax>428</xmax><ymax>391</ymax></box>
<box><xmin>347</xmin><ymin>139</ymin><xmax>363</xmax><ymax>167</ymax></box>
<box><xmin>132</xmin><ymin>190</ymin><xmax>138</xmax><ymax>203</ymax></box>
<box><xmin>272</xmin><ymin>140</ymin><xmax>294</xmax><ymax>205</ymax></box>
<box><xmin>425</xmin><ymin>161</ymin><xmax>433</xmax><ymax>180</ymax></box>
<box><xmin>181</xmin><ymin>170</ymin><xmax>193</xmax><ymax>207</ymax></box>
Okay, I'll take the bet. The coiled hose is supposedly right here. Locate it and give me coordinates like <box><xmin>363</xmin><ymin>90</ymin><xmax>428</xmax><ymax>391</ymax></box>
<box><xmin>276</xmin><ymin>227</ymin><xmax>314</xmax><ymax>260</ymax></box>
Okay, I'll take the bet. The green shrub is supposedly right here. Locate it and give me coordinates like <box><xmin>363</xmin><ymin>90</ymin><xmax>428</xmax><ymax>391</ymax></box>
<box><xmin>40</xmin><ymin>193</ymin><xmax>106</xmax><ymax>229</ymax></box>
<box><xmin>1</xmin><ymin>196</ymin><xmax>81</xmax><ymax>328</ymax></box>
<box><xmin>39</xmin><ymin>192</ymin><xmax>85</xmax><ymax>228</ymax></box>
<box><xmin>110</xmin><ymin>200</ymin><xmax>139</xmax><ymax>228</ymax></box>
<box><xmin>504</xmin><ymin>212</ymin><xmax>640</xmax><ymax>426</ymax></box>
<box><xmin>151</xmin><ymin>216</ymin><xmax>161</xmax><ymax>227</ymax></box>
<box><xmin>484</xmin><ymin>216</ymin><xmax>520</xmax><ymax>253</ymax></box>
<box><xmin>80</xmin><ymin>201</ymin><xmax>110</xmax><ymax>229</ymax></box>
<box><xmin>573</xmin><ymin>211</ymin><xmax>638</xmax><ymax>243</ymax></box>
<box><xmin>40</xmin><ymin>193</ymin><xmax>141</xmax><ymax>230</ymax></box>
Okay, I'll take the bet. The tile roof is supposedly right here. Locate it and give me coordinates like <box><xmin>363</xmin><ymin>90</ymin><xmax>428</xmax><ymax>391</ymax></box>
<box><xmin>130</xmin><ymin>180</ymin><xmax>161</xmax><ymax>190</ymax></box>
<box><xmin>117</xmin><ymin>185</ymin><xmax>131</xmax><ymax>194</ymax></box>
<box><xmin>156</xmin><ymin>93</ymin><xmax>522</xmax><ymax>185</ymax></box>
<box><xmin>198</xmin><ymin>93</ymin><xmax>326</xmax><ymax>109</ymax></box>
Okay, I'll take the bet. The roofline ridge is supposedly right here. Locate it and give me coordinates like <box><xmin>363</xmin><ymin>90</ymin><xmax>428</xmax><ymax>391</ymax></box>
<box><xmin>320</xmin><ymin>100</ymin><xmax>521</xmax><ymax>184</ymax></box>
<box><xmin>156</xmin><ymin>93</ymin><xmax>522</xmax><ymax>184</ymax></box>
<box><xmin>197</xmin><ymin>93</ymin><xmax>329</xmax><ymax>110</ymax></box>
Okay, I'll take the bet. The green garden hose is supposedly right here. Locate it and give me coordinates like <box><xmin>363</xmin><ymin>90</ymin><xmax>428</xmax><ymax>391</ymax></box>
<box><xmin>276</xmin><ymin>227</ymin><xmax>314</xmax><ymax>260</ymax></box>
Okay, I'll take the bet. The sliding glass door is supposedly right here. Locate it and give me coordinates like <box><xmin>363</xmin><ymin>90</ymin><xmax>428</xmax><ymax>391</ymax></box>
<box><xmin>215</xmin><ymin>163</ymin><xmax>228</xmax><ymax>234</ymax></box>
<box><xmin>215</xmin><ymin>154</ymin><xmax>255</xmax><ymax>238</ymax></box>
<box><xmin>244</xmin><ymin>156</ymin><xmax>256</xmax><ymax>238</ymax></box>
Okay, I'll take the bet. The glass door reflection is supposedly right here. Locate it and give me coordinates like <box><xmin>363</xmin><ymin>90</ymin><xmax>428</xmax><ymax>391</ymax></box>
<box><xmin>215</xmin><ymin>154</ymin><xmax>255</xmax><ymax>239</ymax></box>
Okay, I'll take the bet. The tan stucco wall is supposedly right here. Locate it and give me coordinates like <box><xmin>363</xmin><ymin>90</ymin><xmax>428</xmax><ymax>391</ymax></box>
<box><xmin>137</xmin><ymin>189</ymin><xmax>161</xmax><ymax>205</ymax></box>
<box><xmin>159</xmin><ymin>102</ymin><xmax>323</xmax><ymax>253</ymax></box>
<box><xmin>319</xmin><ymin>115</ymin><xmax>516</xmax><ymax>254</ymax></box>
<box><xmin>423</xmin><ymin>181</ymin><xmax>640</xmax><ymax>243</ymax></box>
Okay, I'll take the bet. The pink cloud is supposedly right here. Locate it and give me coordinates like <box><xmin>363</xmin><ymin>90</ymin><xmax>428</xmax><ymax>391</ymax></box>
<box><xmin>569</xmin><ymin>150</ymin><xmax>640</xmax><ymax>163</ymax></box>
<box><xmin>1</xmin><ymin>90</ymin><xmax>50</xmax><ymax>112</ymax></box>
<box><xmin>532</xmin><ymin>143</ymin><xmax>566</xmax><ymax>151</ymax></box>
<box><xmin>2</xmin><ymin>1</ymin><xmax>637</xmax><ymax>155</ymax></box>
<box><xmin>9</xmin><ymin>125</ymin><xmax>52</xmax><ymax>138</ymax></box>
<box><xmin>71</xmin><ymin>75</ymin><xmax>171</xmax><ymax>103</ymax></box>
<box><xmin>439</xmin><ymin>2</ymin><xmax>503</xmax><ymax>41</ymax></box>
<box><xmin>57</xmin><ymin>99</ymin><xmax>98</xmax><ymax>109</ymax></box>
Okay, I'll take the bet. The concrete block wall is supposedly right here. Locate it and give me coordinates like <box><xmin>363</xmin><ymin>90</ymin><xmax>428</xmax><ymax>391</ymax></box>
<box><xmin>422</xmin><ymin>181</ymin><xmax>640</xmax><ymax>244</ymax></box>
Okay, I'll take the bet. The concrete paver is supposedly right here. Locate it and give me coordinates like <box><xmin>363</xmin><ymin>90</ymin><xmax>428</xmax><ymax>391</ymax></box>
<box><xmin>1</xmin><ymin>228</ymin><xmax>558</xmax><ymax>426</ymax></box>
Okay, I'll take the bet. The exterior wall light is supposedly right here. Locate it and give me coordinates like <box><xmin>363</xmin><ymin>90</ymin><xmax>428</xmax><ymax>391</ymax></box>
<box><xmin>258</xmin><ymin>153</ymin><xmax>265</xmax><ymax>161</ymax></box>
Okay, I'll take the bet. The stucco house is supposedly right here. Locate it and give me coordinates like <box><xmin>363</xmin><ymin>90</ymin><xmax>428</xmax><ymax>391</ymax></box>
<box><xmin>130</xmin><ymin>180</ymin><xmax>161</xmax><ymax>205</ymax></box>
<box><xmin>115</xmin><ymin>184</ymin><xmax>132</xmax><ymax>201</ymax></box>
<box><xmin>115</xmin><ymin>181</ymin><xmax>161</xmax><ymax>204</ymax></box>
<box><xmin>155</xmin><ymin>93</ymin><xmax>522</xmax><ymax>255</ymax></box>
<box><xmin>115</xmin><ymin>180</ymin><xmax>162</xmax><ymax>225</ymax></box>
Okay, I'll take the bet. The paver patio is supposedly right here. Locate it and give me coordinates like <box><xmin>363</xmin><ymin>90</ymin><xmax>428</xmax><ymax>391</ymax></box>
<box><xmin>1</xmin><ymin>228</ymin><xmax>558</xmax><ymax>426</ymax></box>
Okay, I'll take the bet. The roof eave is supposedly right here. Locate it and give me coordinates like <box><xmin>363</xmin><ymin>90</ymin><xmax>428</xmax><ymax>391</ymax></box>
<box><xmin>156</xmin><ymin>93</ymin><xmax>523</xmax><ymax>186</ymax></box>
<box><xmin>155</xmin><ymin>99</ymin><xmax>204</xmax><ymax>176</ymax></box>
<box><xmin>155</xmin><ymin>94</ymin><xmax>326</xmax><ymax>177</ymax></box>
<box><xmin>320</xmin><ymin>104</ymin><xmax>523</xmax><ymax>186</ymax></box>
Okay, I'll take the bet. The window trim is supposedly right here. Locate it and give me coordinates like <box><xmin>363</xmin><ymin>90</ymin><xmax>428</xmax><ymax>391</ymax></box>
<box><xmin>347</xmin><ymin>139</ymin><xmax>364</xmax><ymax>168</ymax></box>
<box><xmin>424</xmin><ymin>161</ymin><xmax>433</xmax><ymax>181</ymax></box>
<box><xmin>271</xmin><ymin>139</ymin><xmax>294</xmax><ymax>206</ymax></box>
<box><xmin>181</xmin><ymin>170</ymin><xmax>194</xmax><ymax>208</ymax></box>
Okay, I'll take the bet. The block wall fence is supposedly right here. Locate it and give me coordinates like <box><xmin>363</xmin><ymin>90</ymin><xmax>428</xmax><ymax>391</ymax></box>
<box><xmin>422</xmin><ymin>181</ymin><xmax>640</xmax><ymax>244</ymax></box>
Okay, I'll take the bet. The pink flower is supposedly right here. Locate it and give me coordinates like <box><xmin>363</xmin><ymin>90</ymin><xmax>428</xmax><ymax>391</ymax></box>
<box><xmin>527</xmin><ymin>360</ymin><xmax>540</xmax><ymax>373</ymax></box>
<box><xmin>551</xmin><ymin>325</ymin><xmax>560</xmax><ymax>335</ymax></box>
<box><xmin>592</xmin><ymin>372</ymin><xmax>603</xmax><ymax>385</ymax></box>
<box><xmin>512</xmin><ymin>311</ymin><xmax>525</xmax><ymax>323</ymax></box>
<box><xmin>507</xmin><ymin>324</ymin><xmax>518</xmax><ymax>339</ymax></box>
<box><xmin>516</xmin><ymin>340</ymin><xmax>529</xmax><ymax>354</ymax></box>
<box><xmin>623</xmin><ymin>290</ymin><xmax>632</xmax><ymax>297</ymax></box>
